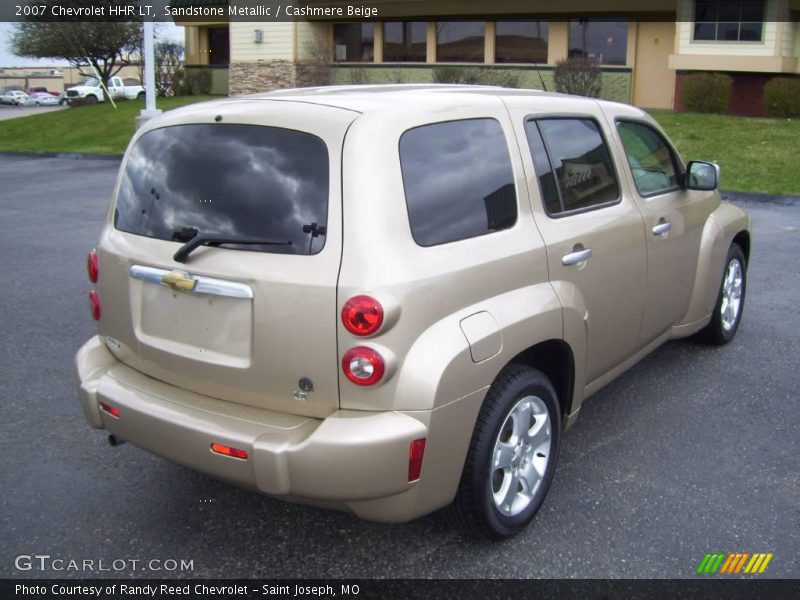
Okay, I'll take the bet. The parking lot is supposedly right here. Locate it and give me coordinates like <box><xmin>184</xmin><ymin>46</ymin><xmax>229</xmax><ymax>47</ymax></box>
<box><xmin>0</xmin><ymin>104</ymin><xmax>67</xmax><ymax>121</ymax></box>
<box><xmin>0</xmin><ymin>155</ymin><xmax>797</xmax><ymax>579</ymax></box>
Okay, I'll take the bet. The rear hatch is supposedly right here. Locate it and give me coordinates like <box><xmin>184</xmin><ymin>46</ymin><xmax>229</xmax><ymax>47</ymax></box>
<box><xmin>95</xmin><ymin>100</ymin><xmax>356</xmax><ymax>418</ymax></box>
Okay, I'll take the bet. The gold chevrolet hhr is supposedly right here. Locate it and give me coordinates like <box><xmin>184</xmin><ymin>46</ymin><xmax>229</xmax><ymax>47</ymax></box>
<box><xmin>76</xmin><ymin>85</ymin><xmax>749</xmax><ymax>539</ymax></box>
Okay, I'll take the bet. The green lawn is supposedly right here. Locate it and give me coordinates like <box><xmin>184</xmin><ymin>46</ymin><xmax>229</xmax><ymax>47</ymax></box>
<box><xmin>0</xmin><ymin>96</ymin><xmax>214</xmax><ymax>155</ymax></box>
<box><xmin>648</xmin><ymin>110</ymin><xmax>800</xmax><ymax>196</ymax></box>
<box><xmin>0</xmin><ymin>98</ymin><xmax>797</xmax><ymax>195</ymax></box>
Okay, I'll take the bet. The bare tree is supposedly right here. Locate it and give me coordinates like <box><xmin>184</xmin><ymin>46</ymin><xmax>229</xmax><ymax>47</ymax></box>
<box><xmin>553</xmin><ymin>57</ymin><xmax>602</xmax><ymax>98</ymax></box>
<box><xmin>11</xmin><ymin>9</ymin><xmax>141</xmax><ymax>98</ymax></box>
<box><xmin>154</xmin><ymin>41</ymin><xmax>184</xmax><ymax>96</ymax></box>
<box><xmin>301</xmin><ymin>31</ymin><xmax>332</xmax><ymax>87</ymax></box>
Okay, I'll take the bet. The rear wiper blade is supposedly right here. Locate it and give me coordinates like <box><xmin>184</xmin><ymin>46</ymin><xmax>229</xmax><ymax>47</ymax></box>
<box><xmin>174</xmin><ymin>235</ymin><xmax>292</xmax><ymax>263</ymax></box>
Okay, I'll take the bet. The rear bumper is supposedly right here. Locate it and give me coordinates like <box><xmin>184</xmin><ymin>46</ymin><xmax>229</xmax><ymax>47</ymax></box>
<box><xmin>76</xmin><ymin>336</ymin><xmax>439</xmax><ymax>521</ymax></box>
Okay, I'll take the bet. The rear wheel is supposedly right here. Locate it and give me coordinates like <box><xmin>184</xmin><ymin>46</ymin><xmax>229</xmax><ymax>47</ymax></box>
<box><xmin>452</xmin><ymin>364</ymin><xmax>560</xmax><ymax>540</ymax></box>
<box><xmin>697</xmin><ymin>243</ymin><xmax>747</xmax><ymax>345</ymax></box>
<box><xmin>137</xmin><ymin>91</ymin><xmax>145</xmax><ymax>100</ymax></box>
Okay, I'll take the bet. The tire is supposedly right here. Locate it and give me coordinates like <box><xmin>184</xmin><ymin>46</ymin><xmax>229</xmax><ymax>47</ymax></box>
<box><xmin>451</xmin><ymin>364</ymin><xmax>561</xmax><ymax>540</ymax></box>
<box><xmin>697</xmin><ymin>243</ymin><xmax>747</xmax><ymax>345</ymax></box>
<box><xmin>85</xmin><ymin>95</ymin><xmax>98</xmax><ymax>104</ymax></box>
<box><xmin>137</xmin><ymin>91</ymin><xmax>145</xmax><ymax>100</ymax></box>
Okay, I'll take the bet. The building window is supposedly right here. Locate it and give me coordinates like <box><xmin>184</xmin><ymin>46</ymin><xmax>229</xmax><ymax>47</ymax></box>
<box><xmin>568</xmin><ymin>20</ymin><xmax>628</xmax><ymax>65</ymax></box>
<box><xmin>436</xmin><ymin>22</ymin><xmax>485</xmax><ymax>63</ymax></box>
<box><xmin>384</xmin><ymin>22</ymin><xmax>427</xmax><ymax>62</ymax></box>
<box><xmin>333</xmin><ymin>23</ymin><xmax>374</xmax><ymax>62</ymax></box>
<box><xmin>495</xmin><ymin>21</ymin><xmax>549</xmax><ymax>64</ymax></box>
<box><xmin>693</xmin><ymin>0</ymin><xmax>764</xmax><ymax>42</ymax></box>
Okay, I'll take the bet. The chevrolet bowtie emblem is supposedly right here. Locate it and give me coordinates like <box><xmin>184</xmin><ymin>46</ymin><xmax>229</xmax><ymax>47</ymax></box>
<box><xmin>160</xmin><ymin>270</ymin><xmax>197</xmax><ymax>292</ymax></box>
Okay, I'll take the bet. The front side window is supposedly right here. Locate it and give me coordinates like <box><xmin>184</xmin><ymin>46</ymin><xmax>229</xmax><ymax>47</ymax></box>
<box><xmin>400</xmin><ymin>119</ymin><xmax>517</xmax><ymax>247</ymax></box>
<box><xmin>333</xmin><ymin>23</ymin><xmax>374</xmax><ymax>62</ymax></box>
<box><xmin>525</xmin><ymin>118</ymin><xmax>620</xmax><ymax>215</ymax></box>
<box><xmin>384</xmin><ymin>22</ymin><xmax>427</xmax><ymax>62</ymax></box>
<box><xmin>115</xmin><ymin>124</ymin><xmax>330</xmax><ymax>255</ymax></box>
<box><xmin>495</xmin><ymin>21</ymin><xmax>549</xmax><ymax>64</ymax></box>
<box><xmin>694</xmin><ymin>0</ymin><xmax>764</xmax><ymax>41</ymax></box>
<box><xmin>568</xmin><ymin>19</ymin><xmax>628</xmax><ymax>65</ymax></box>
<box><xmin>436</xmin><ymin>22</ymin><xmax>485</xmax><ymax>63</ymax></box>
<box><xmin>617</xmin><ymin>121</ymin><xmax>681</xmax><ymax>197</ymax></box>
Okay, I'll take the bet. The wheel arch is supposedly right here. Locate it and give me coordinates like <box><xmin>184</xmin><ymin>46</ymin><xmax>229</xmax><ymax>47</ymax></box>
<box><xmin>732</xmin><ymin>230</ymin><xmax>750</xmax><ymax>265</ymax></box>
<box><xmin>508</xmin><ymin>339</ymin><xmax>575</xmax><ymax>426</ymax></box>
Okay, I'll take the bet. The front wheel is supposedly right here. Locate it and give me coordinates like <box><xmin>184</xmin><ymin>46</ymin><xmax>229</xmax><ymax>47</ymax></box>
<box><xmin>452</xmin><ymin>364</ymin><xmax>561</xmax><ymax>540</ymax></box>
<box><xmin>137</xmin><ymin>91</ymin><xmax>145</xmax><ymax>100</ymax></box>
<box><xmin>697</xmin><ymin>243</ymin><xmax>747</xmax><ymax>345</ymax></box>
<box><xmin>85</xmin><ymin>95</ymin><xmax>98</xmax><ymax>104</ymax></box>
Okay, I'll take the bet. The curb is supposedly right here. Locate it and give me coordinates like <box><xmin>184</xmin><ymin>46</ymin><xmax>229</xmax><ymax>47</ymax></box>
<box><xmin>721</xmin><ymin>190</ymin><xmax>800</xmax><ymax>205</ymax></box>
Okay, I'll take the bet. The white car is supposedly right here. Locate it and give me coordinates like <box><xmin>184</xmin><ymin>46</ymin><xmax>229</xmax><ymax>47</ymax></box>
<box><xmin>20</xmin><ymin>92</ymin><xmax>60</xmax><ymax>107</ymax></box>
<box><xmin>1</xmin><ymin>91</ymin><xmax>29</xmax><ymax>105</ymax></box>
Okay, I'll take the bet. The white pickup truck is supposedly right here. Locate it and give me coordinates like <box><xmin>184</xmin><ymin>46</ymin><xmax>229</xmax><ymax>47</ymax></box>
<box><xmin>65</xmin><ymin>76</ymin><xmax>145</xmax><ymax>104</ymax></box>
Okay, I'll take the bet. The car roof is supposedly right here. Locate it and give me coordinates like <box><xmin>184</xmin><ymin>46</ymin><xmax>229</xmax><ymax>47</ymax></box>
<box><xmin>169</xmin><ymin>84</ymin><xmax>644</xmax><ymax>118</ymax></box>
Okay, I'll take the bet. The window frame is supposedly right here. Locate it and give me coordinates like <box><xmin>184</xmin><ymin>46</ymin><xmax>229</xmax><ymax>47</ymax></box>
<box><xmin>494</xmin><ymin>20</ymin><xmax>549</xmax><ymax>64</ymax></box>
<box><xmin>332</xmin><ymin>22</ymin><xmax>375</xmax><ymax>63</ymax></box>
<box><xmin>691</xmin><ymin>0</ymin><xmax>766</xmax><ymax>44</ymax></box>
<box><xmin>615</xmin><ymin>118</ymin><xmax>685</xmax><ymax>199</ymax></box>
<box><xmin>382</xmin><ymin>21</ymin><xmax>428</xmax><ymax>63</ymax></box>
<box><xmin>435</xmin><ymin>21</ymin><xmax>487</xmax><ymax>64</ymax></box>
<box><xmin>524</xmin><ymin>114</ymin><xmax>623</xmax><ymax>219</ymax></box>
<box><xmin>567</xmin><ymin>19</ymin><xmax>629</xmax><ymax>66</ymax></box>
<box><xmin>398</xmin><ymin>117</ymin><xmax>519</xmax><ymax>248</ymax></box>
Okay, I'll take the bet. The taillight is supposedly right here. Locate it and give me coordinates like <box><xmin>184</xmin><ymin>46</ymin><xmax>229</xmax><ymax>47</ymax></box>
<box><xmin>210</xmin><ymin>443</ymin><xmax>248</xmax><ymax>460</ymax></box>
<box><xmin>89</xmin><ymin>290</ymin><xmax>101</xmax><ymax>320</ymax></box>
<box><xmin>87</xmin><ymin>249</ymin><xmax>98</xmax><ymax>283</ymax></box>
<box><xmin>99</xmin><ymin>402</ymin><xmax>120</xmax><ymax>418</ymax></box>
<box><xmin>342</xmin><ymin>346</ymin><xmax>385</xmax><ymax>386</ymax></box>
<box><xmin>408</xmin><ymin>438</ymin><xmax>426</xmax><ymax>482</ymax></box>
<box><xmin>341</xmin><ymin>295</ymin><xmax>384</xmax><ymax>336</ymax></box>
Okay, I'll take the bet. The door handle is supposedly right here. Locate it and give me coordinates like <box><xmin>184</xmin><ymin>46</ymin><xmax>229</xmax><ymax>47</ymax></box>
<box><xmin>652</xmin><ymin>221</ymin><xmax>672</xmax><ymax>236</ymax></box>
<box><xmin>562</xmin><ymin>248</ymin><xmax>593</xmax><ymax>266</ymax></box>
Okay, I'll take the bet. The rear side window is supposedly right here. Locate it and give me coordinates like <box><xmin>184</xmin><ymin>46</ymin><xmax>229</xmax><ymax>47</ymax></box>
<box><xmin>115</xmin><ymin>124</ymin><xmax>329</xmax><ymax>255</ymax></box>
<box><xmin>399</xmin><ymin>118</ymin><xmax>517</xmax><ymax>247</ymax></box>
<box><xmin>525</xmin><ymin>118</ymin><xmax>620</xmax><ymax>215</ymax></box>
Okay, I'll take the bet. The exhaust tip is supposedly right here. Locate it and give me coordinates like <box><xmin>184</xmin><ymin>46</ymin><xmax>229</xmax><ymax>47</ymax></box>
<box><xmin>108</xmin><ymin>434</ymin><xmax>126</xmax><ymax>447</ymax></box>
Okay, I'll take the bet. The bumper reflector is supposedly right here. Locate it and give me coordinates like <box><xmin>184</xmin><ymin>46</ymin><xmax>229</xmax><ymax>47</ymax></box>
<box><xmin>408</xmin><ymin>438</ymin><xmax>426</xmax><ymax>482</ymax></box>
<box><xmin>210</xmin><ymin>443</ymin><xmax>248</xmax><ymax>460</ymax></box>
<box><xmin>99</xmin><ymin>402</ymin><xmax>121</xmax><ymax>418</ymax></box>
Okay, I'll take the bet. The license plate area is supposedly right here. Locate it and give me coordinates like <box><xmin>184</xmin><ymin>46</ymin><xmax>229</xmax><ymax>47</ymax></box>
<box><xmin>130</xmin><ymin>266</ymin><xmax>253</xmax><ymax>367</ymax></box>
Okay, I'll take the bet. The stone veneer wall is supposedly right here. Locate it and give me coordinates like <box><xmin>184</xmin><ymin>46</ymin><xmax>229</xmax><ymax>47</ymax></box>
<box><xmin>229</xmin><ymin>61</ymin><xmax>330</xmax><ymax>95</ymax></box>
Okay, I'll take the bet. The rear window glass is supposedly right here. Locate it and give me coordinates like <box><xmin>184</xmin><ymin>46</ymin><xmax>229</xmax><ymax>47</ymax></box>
<box><xmin>399</xmin><ymin>118</ymin><xmax>517</xmax><ymax>247</ymax></box>
<box><xmin>114</xmin><ymin>124</ymin><xmax>329</xmax><ymax>255</ymax></box>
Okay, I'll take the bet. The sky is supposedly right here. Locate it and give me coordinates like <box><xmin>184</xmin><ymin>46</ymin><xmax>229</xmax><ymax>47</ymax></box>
<box><xmin>0</xmin><ymin>22</ymin><xmax>184</xmax><ymax>68</ymax></box>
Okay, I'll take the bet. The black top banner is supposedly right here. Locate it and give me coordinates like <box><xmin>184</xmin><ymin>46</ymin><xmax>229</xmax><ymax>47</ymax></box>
<box><xmin>4</xmin><ymin>0</ymin><xmax>799</xmax><ymax>23</ymax></box>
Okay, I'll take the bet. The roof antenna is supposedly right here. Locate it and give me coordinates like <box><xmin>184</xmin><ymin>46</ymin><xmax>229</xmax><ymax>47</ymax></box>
<box><xmin>534</xmin><ymin>62</ymin><xmax>548</xmax><ymax>92</ymax></box>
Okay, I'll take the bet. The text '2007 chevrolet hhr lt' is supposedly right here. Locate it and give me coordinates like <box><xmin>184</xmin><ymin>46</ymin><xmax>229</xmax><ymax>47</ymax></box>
<box><xmin>76</xmin><ymin>85</ymin><xmax>749</xmax><ymax>539</ymax></box>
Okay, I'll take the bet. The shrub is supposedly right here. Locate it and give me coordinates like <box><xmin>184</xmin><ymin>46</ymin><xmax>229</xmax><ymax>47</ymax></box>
<box><xmin>679</xmin><ymin>73</ymin><xmax>733</xmax><ymax>114</ymax></box>
<box><xmin>553</xmin><ymin>57</ymin><xmax>602</xmax><ymax>98</ymax></box>
<box><xmin>763</xmin><ymin>78</ymin><xmax>800</xmax><ymax>118</ymax></box>
<box><xmin>431</xmin><ymin>66</ymin><xmax>519</xmax><ymax>88</ymax></box>
<box><xmin>173</xmin><ymin>68</ymin><xmax>211</xmax><ymax>96</ymax></box>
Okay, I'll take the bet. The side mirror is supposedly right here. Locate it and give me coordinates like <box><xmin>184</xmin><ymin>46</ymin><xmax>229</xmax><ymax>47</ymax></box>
<box><xmin>685</xmin><ymin>160</ymin><xmax>720</xmax><ymax>191</ymax></box>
